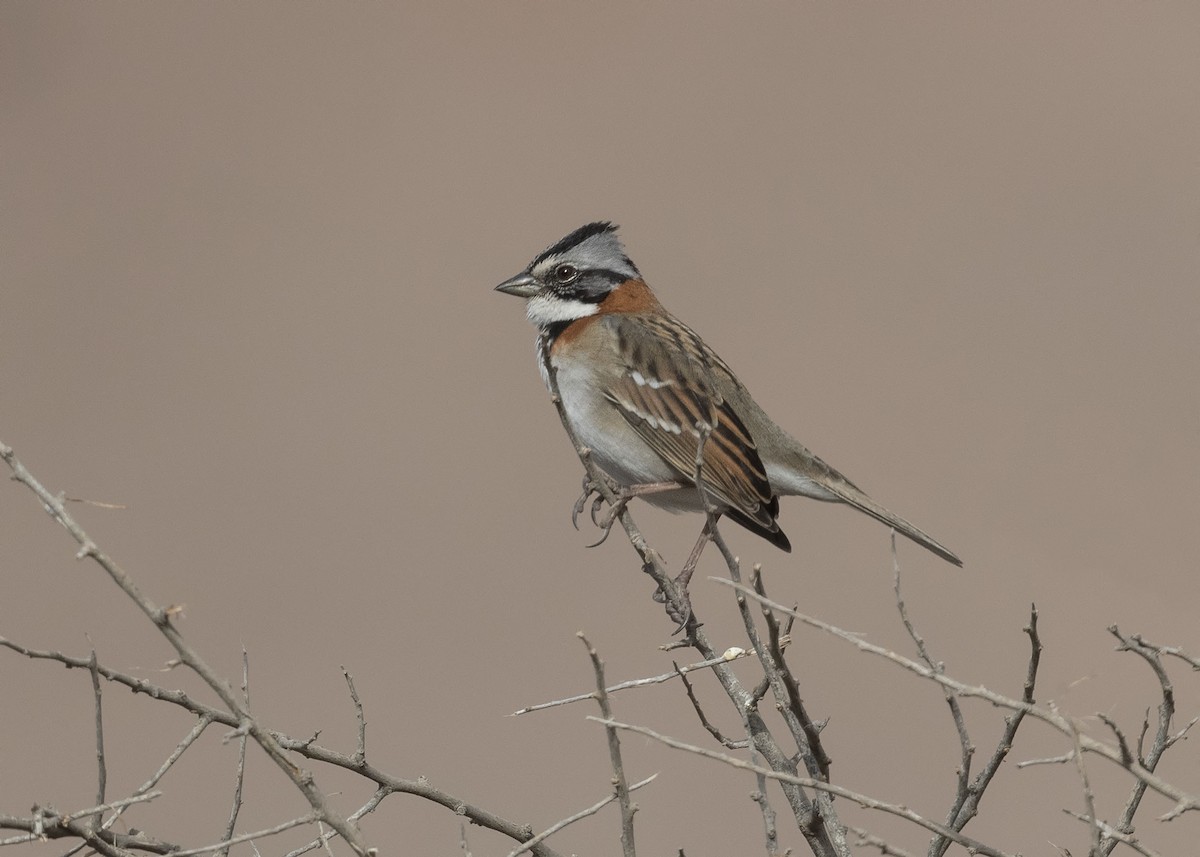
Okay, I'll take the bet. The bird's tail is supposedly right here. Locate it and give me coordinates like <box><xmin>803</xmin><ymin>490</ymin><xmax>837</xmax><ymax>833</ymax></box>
<box><xmin>822</xmin><ymin>478</ymin><xmax>963</xmax><ymax>567</ymax></box>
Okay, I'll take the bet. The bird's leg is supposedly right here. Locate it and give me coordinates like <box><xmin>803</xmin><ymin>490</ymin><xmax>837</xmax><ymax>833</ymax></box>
<box><xmin>573</xmin><ymin>477</ymin><xmax>683</xmax><ymax>547</ymax></box>
<box><xmin>675</xmin><ymin>517</ymin><xmax>716</xmax><ymax>592</ymax></box>
<box><xmin>652</xmin><ymin>517</ymin><xmax>717</xmax><ymax>634</ymax></box>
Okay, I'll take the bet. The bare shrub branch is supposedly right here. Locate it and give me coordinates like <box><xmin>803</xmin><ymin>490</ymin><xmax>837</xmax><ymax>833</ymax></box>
<box><xmin>714</xmin><ymin>577</ymin><xmax>1200</xmax><ymax>820</ymax></box>
<box><xmin>579</xmin><ymin>633</ymin><xmax>639</xmax><ymax>857</ymax></box>
<box><xmin>0</xmin><ymin>442</ymin><xmax>371</xmax><ymax>856</ymax></box>
<box><xmin>507</xmin><ymin>775</ymin><xmax>658</xmax><ymax>857</ymax></box>
<box><xmin>588</xmin><ymin>716</ymin><xmax>1016</xmax><ymax>857</ymax></box>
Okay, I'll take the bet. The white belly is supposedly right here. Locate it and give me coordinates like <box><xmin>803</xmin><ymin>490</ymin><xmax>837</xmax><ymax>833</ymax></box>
<box><xmin>551</xmin><ymin>356</ymin><xmax>679</xmax><ymax>488</ymax></box>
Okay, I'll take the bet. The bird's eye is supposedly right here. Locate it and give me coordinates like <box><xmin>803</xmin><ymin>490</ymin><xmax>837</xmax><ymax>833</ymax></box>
<box><xmin>553</xmin><ymin>264</ymin><xmax>579</xmax><ymax>283</ymax></box>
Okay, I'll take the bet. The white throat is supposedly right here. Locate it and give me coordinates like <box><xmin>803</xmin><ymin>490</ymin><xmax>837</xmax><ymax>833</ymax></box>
<box><xmin>525</xmin><ymin>293</ymin><xmax>599</xmax><ymax>327</ymax></box>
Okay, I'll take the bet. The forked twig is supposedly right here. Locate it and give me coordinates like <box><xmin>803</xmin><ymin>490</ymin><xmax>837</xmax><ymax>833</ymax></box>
<box><xmin>714</xmin><ymin>577</ymin><xmax>1200</xmax><ymax>820</ymax></box>
<box><xmin>588</xmin><ymin>716</ymin><xmax>1015</xmax><ymax>857</ymax></box>
<box><xmin>506</xmin><ymin>774</ymin><xmax>658</xmax><ymax>857</ymax></box>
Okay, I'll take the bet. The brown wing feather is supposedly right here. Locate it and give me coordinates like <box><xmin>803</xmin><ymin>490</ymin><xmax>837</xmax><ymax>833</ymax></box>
<box><xmin>602</xmin><ymin>315</ymin><xmax>781</xmax><ymax>535</ymax></box>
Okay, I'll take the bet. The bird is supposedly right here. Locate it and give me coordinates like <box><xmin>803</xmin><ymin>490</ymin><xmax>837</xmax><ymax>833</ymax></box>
<box><xmin>495</xmin><ymin>221</ymin><xmax>962</xmax><ymax>570</ymax></box>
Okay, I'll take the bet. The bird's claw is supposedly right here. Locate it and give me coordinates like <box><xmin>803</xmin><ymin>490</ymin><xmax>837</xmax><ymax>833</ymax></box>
<box><xmin>590</xmin><ymin>494</ymin><xmax>607</xmax><ymax>527</ymax></box>
<box><xmin>585</xmin><ymin>493</ymin><xmax>631</xmax><ymax>547</ymax></box>
<box><xmin>571</xmin><ymin>476</ymin><xmax>594</xmax><ymax>531</ymax></box>
<box><xmin>653</xmin><ymin>580</ymin><xmax>695</xmax><ymax>636</ymax></box>
<box><xmin>571</xmin><ymin>474</ymin><xmax>630</xmax><ymax>547</ymax></box>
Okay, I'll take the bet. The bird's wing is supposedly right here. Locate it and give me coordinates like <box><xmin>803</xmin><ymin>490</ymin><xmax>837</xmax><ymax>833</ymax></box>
<box><xmin>600</xmin><ymin>314</ymin><xmax>781</xmax><ymax>535</ymax></box>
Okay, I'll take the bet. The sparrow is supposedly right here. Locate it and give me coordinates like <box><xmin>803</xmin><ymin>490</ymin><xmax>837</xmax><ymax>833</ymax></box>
<box><xmin>495</xmin><ymin>222</ymin><xmax>962</xmax><ymax>568</ymax></box>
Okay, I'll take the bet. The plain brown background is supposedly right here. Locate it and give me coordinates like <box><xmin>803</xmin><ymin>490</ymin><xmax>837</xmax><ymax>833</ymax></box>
<box><xmin>2</xmin><ymin>3</ymin><xmax>1198</xmax><ymax>855</ymax></box>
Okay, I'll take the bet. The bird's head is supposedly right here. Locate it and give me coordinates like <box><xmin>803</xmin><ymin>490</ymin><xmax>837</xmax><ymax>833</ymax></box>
<box><xmin>494</xmin><ymin>222</ymin><xmax>642</xmax><ymax>328</ymax></box>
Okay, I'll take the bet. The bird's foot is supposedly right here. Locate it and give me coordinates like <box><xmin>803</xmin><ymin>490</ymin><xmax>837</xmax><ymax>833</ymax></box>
<box><xmin>652</xmin><ymin>575</ymin><xmax>696</xmax><ymax>636</ymax></box>
<box><xmin>571</xmin><ymin>476</ymin><xmax>683</xmax><ymax>548</ymax></box>
<box><xmin>651</xmin><ymin>563</ymin><xmax>702</xmax><ymax>636</ymax></box>
<box><xmin>570</xmin><ymin>473</ymin><xmax>628</xmax><ymax>547</ymax></box>
<box><xmin>571</xmin><ymin>473</ymin><xmax>618</xmax><ymax>531</ymax></box>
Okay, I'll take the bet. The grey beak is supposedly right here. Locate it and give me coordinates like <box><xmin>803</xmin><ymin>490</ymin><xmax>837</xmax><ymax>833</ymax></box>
<box><xmin>494</xmin><ymin>272</ymin><xmax>541</xmax><ymax>298</ymax></box>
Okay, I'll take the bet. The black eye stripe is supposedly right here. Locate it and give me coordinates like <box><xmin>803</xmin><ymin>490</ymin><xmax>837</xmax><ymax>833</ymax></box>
<box><xmin>551</xmin><ymin>268</ymin><xmax>630</xmax><ymax>303</ymax></box>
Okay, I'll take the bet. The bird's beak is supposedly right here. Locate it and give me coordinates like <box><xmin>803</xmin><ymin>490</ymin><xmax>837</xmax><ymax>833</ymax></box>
<box><xmin>494</xmin><ymin>272</ymin><xmax>541</xmax><ymax>298</ymax></box>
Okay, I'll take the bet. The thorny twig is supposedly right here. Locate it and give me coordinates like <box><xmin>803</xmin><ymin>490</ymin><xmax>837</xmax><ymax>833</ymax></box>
<box><xmin>714</xmin><ymin>578</ymin><xmax>1200</xmax><ymax>820</ymax></box>
<box><xmin>0</xmin><ymin>441</ymin><xmax>566</xmax><ymax>857</ymax></box>
<box><xmin>1100</xmin><ymin>627</ymin><xmax>1195</xmax><ymax>852</ymax></box>
<box><xmin>589</xmin><ymin>716</ymin><xmax>1015</xmax><ymax>857</ymax></box>
<box><xmin>0</xmin><ymin>793</ymin><xmax>164</xmax><ymax>850</ymax></box>
<box><xmin>891</xmin><ymin>546</ymin><xmax>1043</xmax><ymax>856</ymax></box>
<box><xmin>1</xmin><ymin>635</ymin><xmax>568</xmax><ymax>857</ymax></box>
<box><xmin>0</xmin><ymin>441</ymin><xmax>372</xmax><ymax>857</ymax></box>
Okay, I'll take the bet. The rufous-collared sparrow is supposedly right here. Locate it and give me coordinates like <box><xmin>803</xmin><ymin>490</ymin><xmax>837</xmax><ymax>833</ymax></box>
<box><xmin>496</xmin><ymin>222</ymin><xmax>962</xmax><ymax>568</ymax></box>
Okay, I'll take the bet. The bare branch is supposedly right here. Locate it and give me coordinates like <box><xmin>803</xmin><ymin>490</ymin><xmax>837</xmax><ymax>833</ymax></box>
<box><xmin>1117</xmin><ymin>633</ymin><xmax>1200</xmax><ymax>672</ymax></box>
<box><xmin>88</xmin><ymin>648</ymin><xmax>107</xmax><ymax>832</ymax></box>
<box><xmin>0</xmin><ymin>441</ymin><xmax>372</xmax><ymax>856</ymax></box>
<box><xmin>282</xmin><ymin>788</ymin><xmax>391</xmax><ymax>857</ymax></box>
<box><xmin>714</xmin><ymin>577</ymin><xmax>1200</xmax><ymax>819</ymax></box>
<box><xmin>707</xmin><ymin>524</ymin><xmax>842</xmax><ymax>852</ymax></box>
<box><xmin>892</xmin><ymin>555</ymin><xmax>972</xmax><ymax>857</ymax></box>
<box><xmin>848</xmin><ymin>826</ymin><xmax>916</xmax><ymax>857</ymax></box>
<box><xmin>215</xmin><ymin>649</ymin><xmax>251</xmax><ymax>857</ymax></box>
<box><xmin>674</xmin><ymin>660</ymin><xmax>747</xmax><ymax>749</ymax></box>
<box><xmin>1017</xmin><ymin>751</ymin><xmax>1076</xmax><ymax>769</ymax></box>
<box><xmin>749</xmin><ymin>751</ymin><xmax>781</xmax><ymax>857</ymax></box>
<box><xmin>1059</xmin><ymin>702</ymin><xmax>1103</xmax><ymax>855</ymax></box>
<box><xmin>460</xmin><ymin>822</ymin><xmax>472</xmax><ymax>857</ymax></box>
<box><xmin>0</xmin><ymin>793</ymin><xmax>165</xmax><ymax>852</ymax></box>
<box><xmin>168</xmin><ymin>812</ymin><xmax>319</xmax><ymax>857</ymax></box>
<box><xmin>589</xmin><ymin>716</ymin><xmax>1017</xmax><ymax>857</ymax></box>
<box><xmin>580</xmin><ymin>633</ymin><xmax>638</xmax><ymax>857</ymax></box>
<box><xmin>927</xmin><ymin>595</ymin><xmax>1041</xmax><ymax>856</ymax></box>
<box><xmin>506</xmin><ymin>774</ymin><xmax>658</xmax><ymax>857</ymax></box>
<box><xmin>512</xmin><ymin>648</ymin><xmax>754</xmax><ymax>717</ymax></box>
<box><xmin>753</xmin><ymin>565</ymin><xmax>831</xmax><ymax>783</ymax></box>
<box><xmin>1104</xmin><ymin>626</ymin><xmax>1181</xmax><ymax>850</ymax></box>
<box><xmin>64</xmin><ymin>494</ymin><xmax>128</xmax><ymax>509</ymax></box>
<box><xmin>2</xmin><ymin>637</ymin><xmax>569</xmax><ymax>857</ymax></box>
<box><xmin>1063</xmin><ymin>809</ymin><xmax>1166</xmax><ymax>857</ymax></box>
<box><xmin>342</xmin><ymin>666</ymin><xmax>367</xmax><ymax>766</ymax></box>
<box><xmin>102</xmin><ymin>716</ymin><xmax>215</xmax><ymax>838</ymax></box>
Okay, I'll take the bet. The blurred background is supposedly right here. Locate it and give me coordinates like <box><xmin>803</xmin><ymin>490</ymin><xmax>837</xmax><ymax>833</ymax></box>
<box><xmin>2</xmin><ymin>3</ymin><xmax>1197</xmax><ymax>854</ymax></box>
